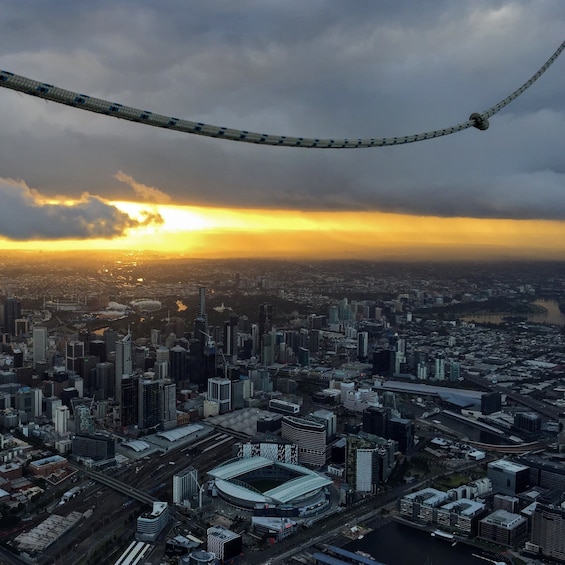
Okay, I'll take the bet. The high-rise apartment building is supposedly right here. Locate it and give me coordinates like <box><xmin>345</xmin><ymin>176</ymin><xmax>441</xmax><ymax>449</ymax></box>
<box><xmin>120</xmin><ymin>374</ymin><xmax>139</xmax><ymax>428</ymax></box>
<box><xmin>281</xmin><ymin>415</ymin><xmax>327</xmax><ymax>468</ymax></box>
<box><xmin>531</xmin><ymin>504</ymin><xmax>565</xmax><ymax>562</ymax></box>
<box><xmin>258</xmin><ymin>303</ymin><xmax>273</xmax><ymax>352</ymax></box>
<box><xmin>172</xmin><ymin>466</ymin><xmax>199</xmax><ymax>505</ymax></box>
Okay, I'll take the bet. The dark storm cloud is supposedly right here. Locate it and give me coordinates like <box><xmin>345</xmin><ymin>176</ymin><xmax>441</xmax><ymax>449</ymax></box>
<box><xmin>0</xmin><ymin>1</ymin><xmax>563</xmax><ymax>220</ymax></box>
<box><xmin>0</xmin><ymin>179</ymin><xmax>162</xmax><ymax>240</ymax></box>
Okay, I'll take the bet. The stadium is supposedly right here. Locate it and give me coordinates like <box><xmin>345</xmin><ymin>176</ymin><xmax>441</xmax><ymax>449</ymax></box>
<box><xmin>207</xmin><ymin>456</ymin><xmax>333</xmax><ymax>516</ymax></box>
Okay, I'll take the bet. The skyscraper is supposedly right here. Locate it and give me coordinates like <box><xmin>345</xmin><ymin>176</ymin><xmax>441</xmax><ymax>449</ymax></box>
<box><xmin>3</xmin><ymin>297</ymin><xmax>21</xmax><ymax>336</ymax></box>
<box><xmin>115</xmin><ymin>333</ymin><xmax>132</xmax><ymax>405</ymax></box>
<box><xmin>258</xmin><ymin>303</ymin><xmax>273</xmax><ymax>352</ymax></box>
<box><xmin>54</xmin><ymin>405</ymin><xmax>70</xmax><ymax>435</ymax></box>
<box><xmin>138</xmin><ymin>378</ymin><xmax>161</xmax><ymax>430</ymax></box>
<box><xmin>32</xmin><ymin>326</ymin><xmax>48</xmax><ymax>369</ymax></box>
<box><xmin>66</xmin><ymin>340</ymin><xmax>85</xmax><ymax>373</ymax></box>
<box><xmin>197</xmin><ymin>286</ymin><xmax>206</xmax><ymax>320</ymax></box>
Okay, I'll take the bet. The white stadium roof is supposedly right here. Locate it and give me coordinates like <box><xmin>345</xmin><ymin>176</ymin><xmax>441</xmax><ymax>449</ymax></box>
<box><xmin>122</xmin><ymin>440</ymin><xmax>151</xmax><ymax>452</ymax></box>
<box><xmin>156</xmin><ymin>424</ymin><xmax>203</xmax><ymax>442</ymax></box>
<box><xmin>208</xmin><ymin>456</ymin><xmax>332</xmax><ymax>506</ymax></box>
<box><xmin>208</xmin><ymin>457</ymin><xmax>274</xmax><ymax>480</ymax></box>
<box><xmin>265</xmin><ymin>474</ymin><xmax>332</xmax><ymax>504</ymax></box>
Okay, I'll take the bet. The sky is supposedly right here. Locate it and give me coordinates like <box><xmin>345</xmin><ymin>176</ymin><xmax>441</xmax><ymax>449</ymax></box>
<box><xmin>0</xmin><ymin>1</ymin><xmax>564</xmax><ymax>259</ymax></box>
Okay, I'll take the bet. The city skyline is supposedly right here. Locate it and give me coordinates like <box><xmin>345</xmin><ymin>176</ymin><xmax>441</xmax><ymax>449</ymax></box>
<box><xmin>0</xmin><ymin>2</ymin><xmax>564</xmax><ymax>259</ymax></box>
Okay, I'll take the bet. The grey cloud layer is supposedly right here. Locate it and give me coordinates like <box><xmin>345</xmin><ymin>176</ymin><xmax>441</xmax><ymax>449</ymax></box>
<box><xmin>0</xmin><ymin>1</ymin><xmax>563</xmax><ymax>221</ymax></box>
<box><xmin>0</xmin><ymin>179</ymin><xmax>160</xmax><ymax>240</ymax></box>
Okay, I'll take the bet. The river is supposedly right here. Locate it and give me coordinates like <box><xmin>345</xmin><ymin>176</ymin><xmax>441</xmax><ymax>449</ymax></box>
<box><xmin>462</xmin><ymin>299</ymin><xmax>565</xmax><ymax>326</ymax></box>
<box><xmin>345</xmin><ymin>521</ymin><xmax>495</xmax><ymax>565</ymax></box>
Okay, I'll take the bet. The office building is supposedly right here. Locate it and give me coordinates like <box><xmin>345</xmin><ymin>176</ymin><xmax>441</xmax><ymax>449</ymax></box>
<box><xmin>487</xmin><ymin>460</ymin><xmax>529</xmax><ymax>495</ymax></box>
<box><xmin>481</xmin><ymin>391</ymin><xmax>502</xmax><ymax>415</ymax></box>
<box><xmin>207</xmin><ymin>378</ymin><xmax>231</xmax><ymax>414</ymax></box>
<box><xmin>258</xmin><ymin>303</ymin><xmax>273</xmax><ymax>352</ymax></box>
<box><xmin>120</xmin><ymin>375</ymin><xmax>139</xmax><ymax>428</ymax></box>
<box><xmin>514</xmin><ymin>412</ymin><xmax>541</xmax><ymax>433</ymax></box>
<box><xmin>66</xmin><ymin>340</ymin><xmax>84</xmax><ymax>374</ymax></box>
<box><xmin>89</xmin><ymin>339</ymin><xmax>106</xmax><ymax>363</ymax></box>
<box><xmin>72</xmin><ymin>434</ymin><xmax>115</xmax><ymax>462</ymax></box>
<box><xmin>32</xmin><ymin>326</ymin><xmax>48</xmax><ymax>369</ymax></box>
<box><xmin>357</xmin><ymin>332</ymin><xmax>369</xmax><ymax>360</ymax></box>
<box><xmin>94</xmin><ymin>362</ymin><xmax>114</xmax><ymax>399</ymax></box>
<box><xmin>136</xmin><ymin>501</ymin><xmax>169</xmax><ymax>543</ymax></box>
<box><xmin>170</xmin><ymin>345</ymin><xmax>189</xmax><ymax>383</ymax></box>
<box><xmin>223</xmin><ymin>316</ymin><xmax>238</xmax><ymax>362</ymax></box>
<box><xmin>45</xmin><ymin>397</ymin><xmax>62</xmax><ymax>420</ymax></box>
<box><xmin>3</xmin><ymin>297</ymin><xmax>21</xmax><ymax>336</ymax></box>
<box><xmin>206</xmin><ymin>527</ymin><xmax>242</xmax><ymax>563</ymax></box>
<box><xmin>161</xmin><ymin>381</ymin><xmax>177</xmax><ymax>429</ymax></box>
<box><xmin>478</xmin><ymin>509</ymin><xmax>528</xmax><ymax>547</ymax></box>
<box><xmin>31</xmin><ymin>387</ymin><xmax>43</xmax><ymax>418</ymax></box>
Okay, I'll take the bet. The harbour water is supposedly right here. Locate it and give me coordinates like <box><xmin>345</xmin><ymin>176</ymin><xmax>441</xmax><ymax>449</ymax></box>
<box><xmin>344</xmin><ymin>521</ymin><xmax>496</xmax><ymax>565</ymax></box>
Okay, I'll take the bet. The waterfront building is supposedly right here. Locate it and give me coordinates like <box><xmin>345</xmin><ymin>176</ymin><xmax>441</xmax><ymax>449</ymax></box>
<box><xmin>530</xmin><ymin>503</ymin><xmax>565</xmax><ymax>562</ymax></box>
<box><xmin>478</xmin><ymin>509</ymin><xmax>528</xmax><ymax>547</ymax></box>
<box><xmin>436</xmin><ymin>499</ymin><xmax>487</xmax><ymax>534</ymax></box>
<box><xmin>487</xmin><ymin>459</ymin><xmax>529</xmax><ymax>495</ymax></box>
<box><xmin>514</xmin><ymin>412</ymin><xmax>541</xmax><ymax>433</ymax></box>
<box><xmin>399</xmin><ymin>488</ymin><xmax>450</xmax><ymax>522</ymax></box>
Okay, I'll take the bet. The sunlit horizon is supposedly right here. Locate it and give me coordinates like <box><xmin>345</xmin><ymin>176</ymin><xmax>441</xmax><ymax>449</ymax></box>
<box><xmin>2</xmin><ymin>201</ymin><xmax>565</xmax><ymax>261</ymax></box>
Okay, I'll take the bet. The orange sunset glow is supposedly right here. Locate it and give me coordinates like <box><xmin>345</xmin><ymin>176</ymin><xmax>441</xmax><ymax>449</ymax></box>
<box><xmin>1</xmin><ymin>201</ymin><xmax>565</xmax><ymax>260</ymax></box>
